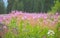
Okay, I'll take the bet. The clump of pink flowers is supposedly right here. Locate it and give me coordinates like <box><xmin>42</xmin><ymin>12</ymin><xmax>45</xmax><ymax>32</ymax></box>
<box><xmin>0</xmin><ymin>11</ymin><xmax>60</xmax><ymax>29</ymax></box>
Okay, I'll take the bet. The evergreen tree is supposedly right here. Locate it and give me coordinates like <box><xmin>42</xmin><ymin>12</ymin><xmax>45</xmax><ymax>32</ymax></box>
<box><xmin>12</xmin><ymin>0</ymin><xmax>24</xmax><ymax>11</ymax></box>
<box><xmin>7</xmin><ymin>0</ymin><xmax>15</xmax><ymax>13</ymax></box>
<box><xmin>0</xmin><ymin>0</ymin><xmax>5</xmax><ymax>14</ymax></box>
<box><xmin>7</xmin><ymin>0</ymin><xmax>24</xmax><ymax>13</ymax></box>
<box><xmin>23</xmin><ymin>0</ymin><xmax>33</xmax><ymax>12</ymax></box>
<box><xmin>7</xmin><ymin>0</ymin><xmax>55</xmax><ymax>13</ymax></box>
<box><xmin>44</xmin><ymin>0</ymin><xmax>55</xmax><ymax>13</ymax></box>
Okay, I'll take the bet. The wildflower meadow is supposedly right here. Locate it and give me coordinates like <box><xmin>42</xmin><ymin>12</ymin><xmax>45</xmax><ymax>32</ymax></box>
<box><xmin>0</xmin><ymin>11</ymin><xmax>60</xmax><ymax>38</ymax></box>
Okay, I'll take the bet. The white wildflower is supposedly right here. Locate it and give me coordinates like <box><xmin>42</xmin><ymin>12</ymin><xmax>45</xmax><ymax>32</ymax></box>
<box><xmin>47</xmin><ymin>30</ymin><xmax>55</xmax><ymax>36</ymax></box>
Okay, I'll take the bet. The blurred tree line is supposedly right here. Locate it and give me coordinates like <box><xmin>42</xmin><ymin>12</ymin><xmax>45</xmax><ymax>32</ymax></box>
<box><xmin>0</xmin><ymin>0</ymin><xmax>60</xmax><ymax>14</ymax></box>
<box><xmin>0</xmin><ymin>0</ymin><xmax>6</xmax><ymax>14</ymax></box>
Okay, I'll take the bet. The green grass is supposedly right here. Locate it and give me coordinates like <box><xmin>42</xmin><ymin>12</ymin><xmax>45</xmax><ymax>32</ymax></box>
<box><xmin>3</xmin><ymin>18</ymin><xmax>60</xmax><ymax>38</ymax></box>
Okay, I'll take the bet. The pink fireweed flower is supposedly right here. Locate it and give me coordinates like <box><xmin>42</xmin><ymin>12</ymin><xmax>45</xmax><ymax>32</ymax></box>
<box><xmin>54</xmin><ymin>16</ymin><xmax>58</xmax><ymax>19</ymax></box>
<box><xmin>52</xmin><ymin>21</ymin><xmax>56</xmax><ymax>25</ymax></box>
<box><xmin>3</xmin><ymin>26</ymin><xmax>7</xmax><ymax>29</ymax></box>
<box><xmin>43</xmin><ymin>20</ymin><xmax>48</xmax><ymax>25</ymax></box>
<box><xmin>43</xmin><ymin>15</ymin><xmax>47</xmax><ymax>19</ymax></box>
<box><xmin>56</xmin><ymin>13</ymin><xmax>58</xmax><ymax>16</ymax></box>
<box><xmin>37</xmin><ymin>16</ymin><xmax>41</xmax><ymax>18</ymax></box>
<box><xmin>0</xmin><ymin>18</ymin><xmax>3</xmax><ymax>22</ymax></box>
<box><xmin>3</xmin><ymin>16</ymin><xmax>6</xmax><ymax>20</ymax></box>
<box><xmin>22</xmin><ymin>16</ymin><xmax>27</xmax><ymax>20</ymax></box>
<box><xmin>5</xmin><ymin>20</ymin><xmax>10</xmax><ymax>24</ymax></box>
<box><xmin>54</xmin><ymin>18</ymin><xmax>58</xmax><ymax>22</ymax></box>
<box><xmin>33</xmin><ymin>16</ymin><xmax>37</xmax><ymax>19</ymax></box>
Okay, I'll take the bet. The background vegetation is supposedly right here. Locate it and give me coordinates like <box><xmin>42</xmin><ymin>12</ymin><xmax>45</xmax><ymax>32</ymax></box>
<box><xmin>0</xmin><ymin>0</ymin><xmax>60</xmax><ymax>37</ymax></box>
<box><xmin>0</xmin><ymin>0</ymin><xmax>60</xmax><ymax>14</ymax></box>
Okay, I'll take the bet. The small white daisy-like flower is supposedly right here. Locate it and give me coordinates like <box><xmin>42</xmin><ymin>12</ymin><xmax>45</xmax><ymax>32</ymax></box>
<box><xmin>47</xmin><ymin>30</ymin><xmax>55</xmax><ymax>36</ymax></box>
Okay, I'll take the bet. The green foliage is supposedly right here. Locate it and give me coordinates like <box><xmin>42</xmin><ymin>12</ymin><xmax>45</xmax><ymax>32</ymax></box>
<box><xmin>4</xmin><ymin>18</ymin><xmax>58</xmax><ymax>38</ymax></box>
<box><xmin>56</xmin><ymin>22</ymin><xmax>60</xmax><ymax>38</ymax></box>
<box><xmin>51</xmin><ymin>0</ymin><xmax>60</xmax><ymax>13</ymax></box>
